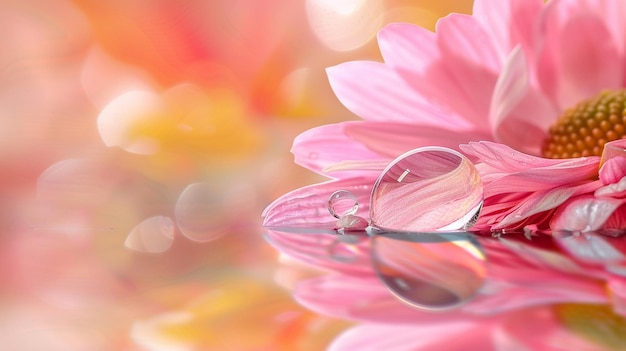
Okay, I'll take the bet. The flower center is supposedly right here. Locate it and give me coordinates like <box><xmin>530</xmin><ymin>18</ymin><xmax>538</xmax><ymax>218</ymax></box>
<box><xmin>542</xmin><ymin>90</ymin><xmax>626</xmax><ymax>159</ymax></box>
<box><xmin>555</xmin><ymin>303</ymin><xmax>626</xmax><ymax>349</ymax></box>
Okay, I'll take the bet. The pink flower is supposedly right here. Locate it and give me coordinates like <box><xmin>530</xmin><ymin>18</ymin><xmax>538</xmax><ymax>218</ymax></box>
<box><xmin>263</xmin><ymin>0</ymin><xmax>626</xmax><ymax>349</ymax></box>
<box><xmin>266</xmin><ymin>0</ymin><xmax>626</xmax><ymax>231</ymax></box>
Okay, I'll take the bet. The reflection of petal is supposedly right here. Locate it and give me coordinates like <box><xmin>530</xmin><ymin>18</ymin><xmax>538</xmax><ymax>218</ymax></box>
<box><xmin>124</xmin><ymin>216</ymin><xmax>175</xmax><ymax>253</ymax></box>
<box><xmin>554</xmin><ymin>232</ymin><xmax>626</xmax><ymax>264</ymax></box>
<box><xmin>264</xmin><ymin>229</ymin><xmax>372</xmax><ymax>275</ymax></box>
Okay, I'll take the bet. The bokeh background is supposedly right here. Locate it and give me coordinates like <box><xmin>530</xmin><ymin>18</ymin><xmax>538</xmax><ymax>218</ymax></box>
<box><xmin>0</xmin><ymin>1</ymin><xmax>472</xmax><ymax>349</ymax></box>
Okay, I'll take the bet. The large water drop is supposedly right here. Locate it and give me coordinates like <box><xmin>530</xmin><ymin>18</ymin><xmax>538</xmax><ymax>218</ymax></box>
<box><xmin>371</xmin><ymin>231</ymin><xmax>486</xmax><ymax>310</ymax></box>
<box><xmin>370</xmin><ymin>147</ymin><xmax>483</xmax><ymax>231</ymax></box>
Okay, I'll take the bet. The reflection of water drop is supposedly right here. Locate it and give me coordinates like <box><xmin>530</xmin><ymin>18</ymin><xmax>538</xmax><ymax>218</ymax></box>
<box><xmin>328</xmin><ymin>190</ymin><xmax>359</xmax><ymax>219</ymax></box>
<box><xmin>124</xmin><ymin>216</ymin><xmax>175</xmax><ymax>253</ymax></box>
<box><xmin>371</xmin><ymin>232</ymin><xmax>486</xmax><ymax>310</ymax></box>
<box><xmin>370</xmin><ymin>147</ymin><xmax>483</xmax><ymax>231</ymax></box>
<box><xmin>175</xmin><ymin>182</ymin><xmax>226</xmax><ymax>243</ymax></box>
<box><xmin>327</xmin><ymin>236</ymin><xmax>363</xmax><ymax>262</ymax></box>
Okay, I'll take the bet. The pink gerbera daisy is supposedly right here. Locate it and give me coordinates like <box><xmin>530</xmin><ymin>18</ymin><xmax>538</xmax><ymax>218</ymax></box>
<box><xmin>266</xmin><ymin>0</ymin><xmax>626</xmax><ymax>231</ymax></box>
<box><xmin>263</xmin><ymin>0</ymin><xmax>626</xmax><ymax>349</ymax></box>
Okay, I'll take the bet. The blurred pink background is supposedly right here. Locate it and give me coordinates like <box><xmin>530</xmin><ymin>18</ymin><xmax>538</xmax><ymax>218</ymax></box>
<box><xmin>0</xmin><ymin>1</ymin><xmax>472</xmax><ymax>349</ymax></box>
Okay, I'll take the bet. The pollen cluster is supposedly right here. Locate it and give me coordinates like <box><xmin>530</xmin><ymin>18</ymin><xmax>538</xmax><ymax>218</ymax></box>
<box><xmin>542</xmin><ymin>90</ymin><xmax>626</xmax><ymax>159</ymax></box>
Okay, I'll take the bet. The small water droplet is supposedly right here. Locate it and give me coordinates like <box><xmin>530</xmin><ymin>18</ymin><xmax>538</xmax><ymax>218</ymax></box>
<box><xmin>370</xmin><ymin>147</ymin><xmax>483</xmax><ymax>231</ymax></box>
<box><xmin>327</xmin><ymin>237</ymin><xmax>362</xmax><ymax>263</ymax></box>
<box><xmin>335</xmin><ymin>214</ymin><xmax>369</xmax><ymax>234</ymax></box>
<box><xmin>328</xmin><ymin>190</ymin><xmax>359</xmax><ymax>219</ymax></box>
<box><xmin>371</xmin><ymin>232</ymin><xmax>486</xmax><ymax>310</ymax></box>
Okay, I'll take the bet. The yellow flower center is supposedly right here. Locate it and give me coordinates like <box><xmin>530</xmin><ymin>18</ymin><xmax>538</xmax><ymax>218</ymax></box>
<box><xmin>542</xmin><ymin>90</ymin><xmax>626</xmax><ymax>159</ymax></box>
<box><xmin>555</xmin><ymin>303</ymin><xmax>626</xmax><ymax>350</ymax></box>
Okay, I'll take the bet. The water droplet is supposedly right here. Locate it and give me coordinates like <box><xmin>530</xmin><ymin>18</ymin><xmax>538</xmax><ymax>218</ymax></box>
<box><xmin>175</xmin><ymin>182</ymin><xmax>227</xmax><ymax>243</ymax></box>
<box><xmin>335</xmin><ymin>214</ymin><xmax>369</xmax><ymax>234</ymax></box>
<box><xmin>124</xmin><ymin>216</ymin><xmax>175</xmax><ymax>253</ymax></box>
<box><xmin>328</xmin><ymin>190</ymin><xmax>359</xmax><ymax>219</ymax></box>
<box><xmin>370</xmin><ymin>147</ymin><xmax>483</xmax><ymax>231</ymax></box>
<box><xmin>327</xmin><ymin>236</ymin><xmax>362</xmax><ymax>263</ymax></box>
<box><xmin>371</xmin><ymin>231</ymin><xmax>486</xmax><ymax>310</ymax></box>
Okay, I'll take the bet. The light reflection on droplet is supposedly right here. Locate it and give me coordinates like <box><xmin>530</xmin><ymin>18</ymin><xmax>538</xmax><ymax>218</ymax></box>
<box><xmin>554</xmin><ymin>231</ymin><xmax>626</xmax><ymax>264</ymax></box>
<box><xmin>328</xmin><ymin>190</ymin><xmax>359</xmax><ymax>219</ymax></box>
<box><xmin>370</xmin><ymin>147</ymin><xmax>483</xmax><ymax>231</ymax></box>
<box><xmin>371</xmin><ymin>232</ymin><xmax>486</xmax><ymax>310</ymax></box>
<box><xmin>174</xmin><ymin>182</ymin><xmax>227</xmax><ymax>243</ymax></box>
<box><xmin>306</xmin><ymin>0</ymin><xmax>383</xmax><ymax>52</ymax></box>
<box><xmin>124</xmin><ymin>216</ymin><xmax>175</xmax><ymax>253</ymax></box>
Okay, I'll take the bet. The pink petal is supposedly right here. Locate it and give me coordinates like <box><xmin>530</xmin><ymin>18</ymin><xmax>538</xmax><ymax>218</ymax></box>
<box><xmin>489</xmin><ymin>47</ymin><xmax>530</xmax><ymax>139</ymax></box>
<box><xmin>460</xmin><ymin>141</ymin><xmax>600</xmax><ymax>174</ymax></box>
<box><xmin>551</xmin><ymin>0</ymin><xmax>626</xmax><ymax>55</ymax></box>
<box><xmin>291</xmin><ymin>122</ymin><xmax>388</xmax><ymax>176</ymax></box>
<box><xmin>600</xmin><ymin>157</ymin><xmax>626</xmax><ymax>185</ymax></box>
<box><xmin>600</xmin><ymin>203</ymin><xmax>626</xmax><ymax>230</ymax></box>
<box><xmin>329</xmin><ymin>323</ymin><xmax>497</xmax><ymax>351</ymax></box>
<box><xmin>489</xmin><ymin>47</ymin><xmax>557</xmax><ymax>155</ymax></box>
<box><xmin>398</xmin><ymin>15</ymin><xmax>500</xmax><ymax>127</ymax></box>
<box><xmin>473</xmin><ymin>0</ymin><xmax>544</xmax><ymax>55</ymax></box>
<box><xmin>292</xmin><ymin>121</ymin><xmax>493</xmax><ymax>177</ymax></box>
<box><xmin>343</xmin><ymin>121</ymin><xmax>492</xmax><ymax>159</ymax></box>
<box><xmin>550</xmin><ymin>195</ymin><xmax>626</xmax><ymax>231</ymax></box>
<box><xmin>595</xmin><ymin>177</ymin><xmax>626</xmax><ymax>198</ymax></box>
<box><xmin>494</xmin><ymin>186</ymin><xmax>579</xmax><ymax>229</ymax></box>
<box><xmin>326</xmin><ymin>61</ymin><xmax>470</xmax><ymax>126</ymax></box>
<box><xmin>495</xmin><ymin>86</ymin><xmax>557</xmax><ymax>156</ymax></box>
<box><xmin>377</xmin><ymin>23</ymin><xmax>437</xmax><ymax>74</ymax></box>
<box><xmin>262</xmin><ymin>176</ymin><xmax>373</xmax><ymax>228</ymax></box>
<box><xmin>538</xmin><ymin>8</ymin><xmax>622</xmax><ymax>109</ymax></box>
<box><xmin>436</xmin><ymin>13</ymin><xmax>502</xmax><ymax>71</ymax></box>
